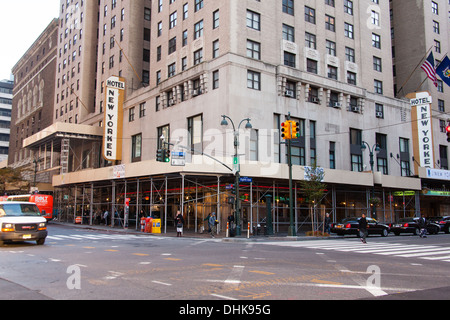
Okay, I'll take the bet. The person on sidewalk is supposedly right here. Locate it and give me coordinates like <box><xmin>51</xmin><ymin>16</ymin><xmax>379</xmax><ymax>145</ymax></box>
<box><xmin>209</xmin><ymin>212</ymin><xmax>217</xmax><ymax>238</ymax></box>
<box><xmin>358</xmin><ymin>213</ymin><xmax>368</xmax><ymax>243</ymax></box>
<box><xmin>175</xmin><ymin>210</ymin><xmax>184</xmax><ymax>237</ymax></box>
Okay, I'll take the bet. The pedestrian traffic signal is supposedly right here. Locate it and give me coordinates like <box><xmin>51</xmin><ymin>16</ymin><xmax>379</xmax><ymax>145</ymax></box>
<box><xmin>156</xmin><ymin>149</ymin><xmax>164</xmax><ymax>162</ymax></box>
<box><xmin>446</xmin><ymin>125</ymin><xmax>450</xmax><ymax>142</ymax></box>
<box><xmin>291</xmin><ymin>121</ymin><xmax>300</xmax><ymax>139</ymax></box>
<box><xmin>164</xmin><ymin>148</ymin><xmax>171</xmax><ymax>162</ymax></box>
<box><xmin>281</xmin><ymin>121</ymin><xmax>291</xmax><ymax>140</ymax></box>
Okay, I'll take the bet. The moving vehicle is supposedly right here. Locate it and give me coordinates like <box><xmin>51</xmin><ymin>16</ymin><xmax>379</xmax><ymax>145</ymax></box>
<box><xmin>331</xmin><ymin>217</ymin><xmax>390</xmax><ymax>237</ymax></box>
<box><xmin>389</xmin><ymin>217</ymin><xmax>440</xmax><ymax>236</ymax></box>
<box><xmin>0</xmin><ymin>201</ymin><xmax>47</xmax><ymax>246</ymax></box>
<box><xmin>6</xmin><ymin>194</ymin><xmax>53</xmax><ymax>221</ymax></box>
<box><xmin>426</xmin><ymin>216</ymin><xmax>450</xmax><ymax>234</ymax></box>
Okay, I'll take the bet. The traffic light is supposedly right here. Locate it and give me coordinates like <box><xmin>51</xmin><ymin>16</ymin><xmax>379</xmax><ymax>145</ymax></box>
<box><xmin>156</xmin><ymin>149</ymin><xmax>164</xmax><ymax>162</ymax></box>
<box><xmin>446</xmin><ymin>125</ymin><xmax>450</xmax><ymax>142</ymax></box>
<box><xmin>291</xmin><ymin>121</ymin><xmax>300</xmax><ymax>139</ymax></box>
<box><xmin>281</xmin><ymin>121</ymin><xmax>291</xmax><ymax>140</ymax></box>
<box><xmin>164</xmin><ymin>148</ymin><xmax>171</xmax><ymax>163</ymax></box>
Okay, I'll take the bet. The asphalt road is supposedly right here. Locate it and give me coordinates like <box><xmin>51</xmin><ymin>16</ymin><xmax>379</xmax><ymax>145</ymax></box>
<box><xmin>1</xmin><ymin>223</ymin><xmax>450</xmax><ymax>303</ymax></box>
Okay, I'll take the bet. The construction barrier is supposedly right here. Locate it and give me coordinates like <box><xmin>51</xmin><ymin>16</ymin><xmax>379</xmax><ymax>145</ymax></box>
<box><xmin>75</xmin><ymin>216</ymin><xmax>82</xmax><ymax>224</ymax></box>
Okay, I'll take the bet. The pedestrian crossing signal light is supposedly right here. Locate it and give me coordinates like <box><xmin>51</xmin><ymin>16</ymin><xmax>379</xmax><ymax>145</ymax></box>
<box><xmin>291</xmin><ymin>121</ymin><xmax>300</xmax><ymax>139</ymax></box>
<box><xmin>281</xmin><ymin>121</ymin><xmax>291</xmax><ymax>140</ymax></box>
<box><xmin>446</xmin><ymin>125</ymin><xmax>450</xmax><ymax>142</ymax></box>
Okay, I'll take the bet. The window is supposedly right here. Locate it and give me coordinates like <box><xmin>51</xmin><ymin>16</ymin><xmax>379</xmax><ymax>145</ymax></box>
<box><xmin>344</xmin><ymin>0</ymin><xmax>353</xmax><ymax>15</ymax></box>
<box><xmin>139</xmin><ymin>102</ymin><xmax>146</xmax><ymax>118</ymax></box>
<box><xmin>344</xmin><ymin>23</ymin><xmax>354</xmax><ymax>39</ymax></box>
<box><xmin>376</xmin><ymin>133</ymin><xmax>388</xmax><ymax>175</ymax></box>
<box><xmin>373</xmin><ymin>56</ymin><xmax>382</xmax><ymax>72</ymax></box>
<box><xmin>282</xmin><ymin>0</ymin><xmax>294</xmax><ymax>15</ymax></box>
<box><xmin>169</xmin><ymin>11</ymin><xmax>177</xmax><ymax>29</ymax></box>
<box><xmin>212</xmin><ymin>40</ymin><xmax>219</xmax><ymax>58</ymax></box>
<box><xmin>247</xmin><ymin>40</ymin><xmax>261</xmax><ymax>60</ymax></box>
<box><xmin>329</xmin><ymin>142</ymin><xmax>336</xmax><ymax>169</ymax></box>
<box><xmin>213</xmin><ymin>70</ymin><xmax>219</xmax><ymax>89</ymax></box>
<box><xmin>327</xmin><ymin>65</ymin><xmax>338</xmax><ymax>80</ymax></box>
<box><xmin>195</xmin><ymin>0</ymin><xmax>203</xmax><ymax>12</ymax></box>
<box><xmin>326</xmin><ymin>40</ymin><xmax>336</xmax><ymax>56</ymax></box>
<box><xmin>213</xmin><ymin>10</ymin><xmax>220</xmax><ymax>29</ymax></box>
<box><xmin>375</xmin><ymin>103</ymin><xmax>384</xmax><ymax>118</ymax></box>
<box><xmin>131</xmin><ymin>134</ymin><xmax>142</xmax><ymax>162</ymax></box>
<box><xmin>129</xmin><ymin>106</ymin><xmax>135</xmax><ymax>122</ymax></box>
<box><xmin>246</xmin><ymin>10</ymin><xmax>260</xmax><ymax>30</ymax></box>
<box><xmin>168</xmin><ymin>36</ymin><xmax>177</xmax><ymax>54</ymax></box>
<box><xmin>307</xmin><ymin>59</ymin><xmax>318</xmax><ymax>74</ymax></box>
<box><xmin>347</xmin><ymin>71</ymin><xmax>356</xmax><ymax>85</ymax></box>
<box><xmin>305</xmin><ymin>6</ymin><xmax>316</xmax><ymax>24</ymax></box>
<box><xmin>439</xmin><ymin>145</ymin><xmax>448</xmax><ymax>170</ymax></box>
<box><xmin>372</xmin><ymin>33</ymin><xmax>381</xmax><ymax>48</ymax></box>
<box><xmin>371</xmin><ymin>10</ymin><xmax>379</xmax><ymax>26</ymax></box>
<box><xmin>168</xmin><ymin>63</ymin><xmax>176</xmax><ymax>77</ymax></box>
<box><xmin>399</xmin><ymin>138</ymin><xmax>410</xmax><ymax>176</ymax></box>
<box><xmin>282</xmin><ymin>24</ymin><xmax>295</xmax><ymax>42</ymax></box>
<box><xmin>305</xmin><ymin>32</ymin><xmax>316</xmax><ymax>49</ymax></box>
<box><xmin>345</xmin><ymin>47</ymin><xmax>355</xmax><ymax>62</ymax></box>
<box><xmin>193</xmin><ymin>48</ymin><xmax>203</xmax><ymax>65</ymax></box>
<box><xmin>157</xmin><ymin>125</ymin><xmax>170</xmax><ymax>149</ymax></box>
<box><xmin>194</xmin><ymin>20</ymin><xmax>203</xmax><ymax>39</ymax></box>
<box><xmin>374</xmin><ymin>80</ymin><xmax>383</xmax><ymax>94</ymax></box>
<box><xmin>188</xmin><ymin>114</ymin><xmax>203</xmax><ymax>151</ymax></box>
<box><xmin>247</xmin><ymin>70</ymin><xmax>261</xmax><ymax>90</ymax></box>
<box><xmin>325</xmin><ymin>15</ymin><xmax>335</xmax><ymax>32</ymax></box>
<box><xmin>350</xmin><ymin>128</ymin><xmax>362</xmax><ymax>172</ymax></box>
<box><xmin>284</xmin><ymin>51</ymin><xmax>296</xmax><ymax>68</ymax></box>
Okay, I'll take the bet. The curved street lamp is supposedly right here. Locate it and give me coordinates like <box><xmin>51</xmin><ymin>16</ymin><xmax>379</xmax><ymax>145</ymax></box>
<box><xmin>220</xmin><ymin>115</ymin><xmax>252</xmax><ymax>236</ymax></box>
<box><xmin>361</xmin><ymin>141</ymin><xmax>381</xmax><ymax>218</ymax></box>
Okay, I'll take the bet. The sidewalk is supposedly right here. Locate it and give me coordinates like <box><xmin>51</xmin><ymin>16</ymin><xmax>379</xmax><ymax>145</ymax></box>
<box><xmin>49</xmin><ymin>220</ymin><xmax>336</xmax><ymax>242</ymax></box>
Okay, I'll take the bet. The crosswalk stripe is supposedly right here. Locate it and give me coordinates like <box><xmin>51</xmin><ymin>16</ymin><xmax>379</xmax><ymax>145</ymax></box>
<box><xmin>260</xmin><ymin>240</ymin><xmax>450</xmax><ymax>263</ymax></box>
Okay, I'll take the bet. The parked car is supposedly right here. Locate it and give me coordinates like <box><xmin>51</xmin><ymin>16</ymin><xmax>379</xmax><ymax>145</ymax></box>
<box><xmin>0</xmin><ymin>201</ymin><xmax>48</xmax><ymax>246</ymax></box>
<box><xmin>331</xmin><ymin>217</ymin><xmax>390</xmax><ymax>237</ymax></box>
<box><xmin>427</xmin><ymin>216</ymin><xmax>450</xmax><ymax>234</ymax></box>
<box><xmin>389</xmin><ymin>217</ymin><xmax>440</xmax><ymax>236</ymax></box>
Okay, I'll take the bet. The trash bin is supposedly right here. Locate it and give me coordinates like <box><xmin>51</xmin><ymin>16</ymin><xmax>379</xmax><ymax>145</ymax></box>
<box><xmin>152</xmin><ymin>219</ymin><xmax>161</xmax><ymax>234</ymax></box>
<box><xmin>145</xmin><ymin>217</ymin><xmax>153</xmax><ymax>233</ymax></box>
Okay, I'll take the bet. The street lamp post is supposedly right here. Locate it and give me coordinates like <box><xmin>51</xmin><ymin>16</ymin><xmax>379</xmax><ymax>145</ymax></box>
<box><xmin>361</xmin><ymin>141</ymin><xmax>380</xmax><ymax>218</ymax></box>
<box><xmin>221</xmin><ymin>115</ymin><xmax>252</xmax><ymax>236</ymax></box>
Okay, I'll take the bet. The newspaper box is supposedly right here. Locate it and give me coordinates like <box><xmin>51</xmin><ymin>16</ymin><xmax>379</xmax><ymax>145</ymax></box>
<box><xmin>152</xmin><ymin>219</ymin><xmax>161</xmax><ymax>234</ymax></box>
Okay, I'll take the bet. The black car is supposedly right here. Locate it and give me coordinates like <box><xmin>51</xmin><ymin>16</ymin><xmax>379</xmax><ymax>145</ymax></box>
<box><xmin>331</xmin><ymin>217</ymin><xmax>389</xmax><ymax>237</ymax></box>
<box><xmin>427</xmin><ymin>216</ymin><xmax>450</xmax><ymax>234</ymax></box>
<box><xmin>389</xmin><ymin>217</ymin><xmax>440</xmax><ymax>236</ymax></box>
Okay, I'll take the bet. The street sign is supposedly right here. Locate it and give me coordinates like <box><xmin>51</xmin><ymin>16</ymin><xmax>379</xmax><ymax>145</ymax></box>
<box><xmin>239</xmin><ymin>177</ymin><xmax>252</xmax><ymax>183</ymax></box>
<box><xmin>171</xmin><ymin>150</ymin><xmax>186</xmax><ymax>166</ymax></box>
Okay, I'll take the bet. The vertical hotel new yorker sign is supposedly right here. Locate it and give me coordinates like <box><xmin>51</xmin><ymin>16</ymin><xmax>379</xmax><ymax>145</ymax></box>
<box><xmin>103</xmin><ymin>76</ymin><xmax>125</xmax><ymax>161</ymax></box>
<box><xmin>407</xmin><ymin>91</ymin><xmax>435</xmax><ymax>174</ymax></box>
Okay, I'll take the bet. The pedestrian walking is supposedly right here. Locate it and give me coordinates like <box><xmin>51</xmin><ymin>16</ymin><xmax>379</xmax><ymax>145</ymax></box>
<box><xmin>209</xmin><ymin>212</ymin><xmax>217</xmax><ymax>238</ymax></box>
<box><xmin>324</xmin><ymin>213</ymin><xmax>331</xmax><ymax>235</ymax></box>
<box><xmin>175</xmin><ymin>210</ymin><xmax>184</xmax><ymax>237</ymax></box>
<box><xmin>358</xmin><ymin>213</ymin><xmax>368</xmax><ymax>243</ymax></box>
<box><xmin>418</xmin><ymin>214</ymin><xmax>427</xmax><ymax>238</ymax></box>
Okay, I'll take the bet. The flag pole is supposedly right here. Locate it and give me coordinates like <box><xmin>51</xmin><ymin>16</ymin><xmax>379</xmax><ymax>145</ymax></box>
<box><xmin>397</xmin><ymin>45</ymin><xmax>433</xmax><ymax>96</ymax></box>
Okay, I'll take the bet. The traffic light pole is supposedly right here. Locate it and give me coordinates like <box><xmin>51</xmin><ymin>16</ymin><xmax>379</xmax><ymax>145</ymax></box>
<box><xmin>286</xmin><ymin>114</ymin><xmax>296</xmax><ymax>237</ymax></box>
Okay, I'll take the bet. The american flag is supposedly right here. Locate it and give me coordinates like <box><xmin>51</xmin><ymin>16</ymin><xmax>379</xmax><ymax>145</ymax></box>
<box><xmin>421</xmin><ymin>51</ymin><xmax>438</xmax><ymax>87</ymax></box>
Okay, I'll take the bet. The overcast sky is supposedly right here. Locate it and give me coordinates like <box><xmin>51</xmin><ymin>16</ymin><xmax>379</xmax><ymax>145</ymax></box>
<box><xmin>0</xmin><ymin>0</ymin><xmax>60</xmax><ymax>80</ymax></box>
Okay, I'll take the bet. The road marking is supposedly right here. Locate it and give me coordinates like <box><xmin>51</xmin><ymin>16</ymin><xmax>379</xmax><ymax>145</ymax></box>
<box><xmin>105</xmin><ymin>249</ymin><xmax>118</xmax><ymax>252</ymax></box>
<box><xmin>311</xmin><ymin>279</ymin><xmax>343</xmax><ymax>285</ymax></box>
<box><xmin>164</xmin><ymin>258</ymin><xmax>182</xmax><ymax>261</ymax></box>
<box><xmin>211</xmin><ymin>293</ymin><xmax>238</xmax><ymax>300</ymax></box>
<box><xmin>203</xmin><ymin>263</ymin><xmax>223</xmax><ymax>267</ymax></box>
<box><xmin>139</xmin><ymin>262</ymin><xmax>152</xmax><ymax>265</ymax></box>
<box><xmin>250</xmin><ymin>270</ymin><xmax>275</xmax><ymax>275</ymax></box>
<box><xmin>132</xmin><ymin>253</ymin><xmax>150</xmax><ymax>256</ymax></box>
<box><xmin>152</xmin><ymin>280</ymin><xmax>172</xmax><ymax>286</ymax></box>
<box><xmin>225</xmin><ymin>265</ymin><xmax>245</xmax><ymax>286</ymax></box>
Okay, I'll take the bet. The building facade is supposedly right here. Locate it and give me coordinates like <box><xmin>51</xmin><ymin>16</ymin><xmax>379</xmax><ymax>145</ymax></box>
<box><xmin>0</xmin><ymin>79</ymin><xmax>13</xmax><ymax>163</ymax></box>
<box><xmin>8</xmin><ymin>19</ymin><xmax>59</xmax><ymax>192</ymax></box>
<box><xmin>391</xmin><ymin>0</ymin><xmax>450</xmax><ymax>216</ymax></box>
<box><xmin>21</xmin><ymin>0</ymin><xmax>448</xmax><ymax>233</ymax></box>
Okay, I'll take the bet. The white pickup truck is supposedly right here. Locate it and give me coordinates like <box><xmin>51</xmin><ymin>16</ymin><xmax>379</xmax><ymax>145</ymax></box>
<box><xmin>0</xmin><ymin>201</ymin><xmax>48</xmax><ymax>246</ymax></box>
